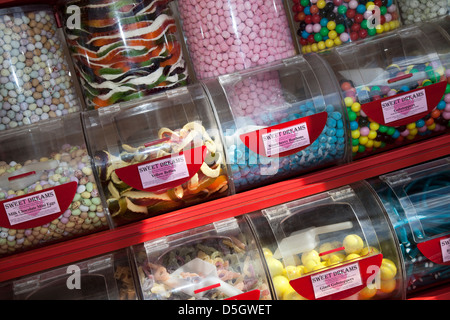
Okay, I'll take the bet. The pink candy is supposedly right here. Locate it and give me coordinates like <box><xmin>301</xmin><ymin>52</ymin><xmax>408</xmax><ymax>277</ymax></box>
<box><xmin>227</xmin><ymin>71</ymin><xmax>288</xmax><ymax>124</ymax></box>
<box><xmin>178</xmin><ymin>0</ymin><xmax>296</xmax><ymax>80</ymax></box>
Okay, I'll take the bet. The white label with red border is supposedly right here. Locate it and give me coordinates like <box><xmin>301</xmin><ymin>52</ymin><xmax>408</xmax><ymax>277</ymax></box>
<box><xmin>3</xmin><ymin>190</ymin><xmax>61</xmax><ymax>226</ymax></box>
<box><xmin>440</xmin><ymin>237</ymin><xmax>450</xmax><ymax>263</ymax></box>
<box><xmin>262</xmin><ymin>122</ymin><xmax>311</xmax><ymax>157</ymax></box>
<box><xmin>138</xmin><ymin>154</ymin><xmax>190</xmax><ymax>189</ymax></box>
<box><xmin>381</xmin><ymin>89</ymin><xmax>428</xmax><ymax>124</ymax></box>
<box><xmin>310</xmin><ymin>262</ymin><xmax>363</xmax><ymax>299</ymax></box>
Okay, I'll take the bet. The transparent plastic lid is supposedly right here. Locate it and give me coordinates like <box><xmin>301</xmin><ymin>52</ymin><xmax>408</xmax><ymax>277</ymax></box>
<box><xmin>132</xmin><ymin>217</ymin><xmax>271</xmax><ymax>300</ymax></box>
<box><xmin>12</xmin><ymin>254</ymin><xmax>119</xmax><ymax>300</ymax></box>
<box><xmin>0</xmin><ymin>114</ymin><xmax>109</xmax><ymax>257</ymax></box>
<box><xmin>203</xmin><ymin>54</ymin><xmax>350</xmax><ymax>193</ymax></box>
<box><xmin>246</xmin><ymin>182</ymin><xmax>404</xmax><ymax>300</ymax></box>
<box><xmin>369</xmin><ymin>157</ymin><xmax>450</xmax><ymax>294</ymax></box>
<box><xmin>322</xmin><ymin>26</ymin><xmax>450</xmax><ymax>158</ymax></box>
<box><xmin>379</xmin><ymin>157</ymin><xmax>450</xmax><ymax>245</ymax></box>
<box><xmin>83</xmin><ymin>84</ymin><xmax>230</xmax><ymax>227</ymax></box>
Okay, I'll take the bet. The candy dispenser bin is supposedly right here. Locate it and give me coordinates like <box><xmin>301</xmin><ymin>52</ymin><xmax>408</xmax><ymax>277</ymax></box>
<box><xmin>321</xmin><ymin>25</ymin><xmax>450</xmax><ymax>160</ymax></box>
<box><xmin>131</xmin><ymin>216</ymin><xmax>272</xmax><ymax>300</ymax></box>
<box><xmin>0</xmin><ymin>248</ymin><xmax>136</xmax><ymax>300</ymax></box>
<box><xmin>368</xmin><ymin>157</ymin><xmax>450</xmax><ymax>296</ymax></box>
<box><xmin>172</xmin><ymin>0</ymin><xmax>297</xmax><ymax>80</ymax></box>
<box><xmin>246</xmin><ymin>181</ymin><xmax>405</xmax><ymax>300</ymax></box>
<box><xmin>286</xmin><ymin>0</ymin><xmax>401</xmax><ymax>54</ymax></box>
<box><xmin>203</xmin><ymin>54</ymin><xmax>350</xmax><ymax>194</ymax></box>
<box><xmin>397</xmin><ymin>0</ymin><xmax>448</xmax><ymax>25</ymax></box>
<box><xmin>0</xmin><ymin>113</ymin><xmax>109</xmax><ymax>257</ymax></box>
<box><xmin>0</xmin><ymin>5</ymin><xmax>82</xmax><ymax>131</ymax></box>
<box><xmin>83</xmin><ymin>84</ymin><xmax>230</xmax><ymax>227</ymax></box>
<box><xmin>61</xmin><ymin>0</ymin><xmax>190</xmax><ymax>110</ymax></box>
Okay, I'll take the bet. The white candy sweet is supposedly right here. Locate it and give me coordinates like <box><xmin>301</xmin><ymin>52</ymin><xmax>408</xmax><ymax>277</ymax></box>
<box><xmin>398</xmin><ymin>0</ymin><xmax>449</xmax><ymax>25</ymax></box>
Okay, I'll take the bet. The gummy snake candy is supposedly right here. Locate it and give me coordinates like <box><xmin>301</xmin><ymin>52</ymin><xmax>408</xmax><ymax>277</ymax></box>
<box><xmin>95</xmin><ymin>122</ymin><xmax>229</xmax><ymax>224</ymax></box>
<box><xmin>64</xmin><ymin>0</ymin><xmax>188</xmax><ymax>109</ymax></box>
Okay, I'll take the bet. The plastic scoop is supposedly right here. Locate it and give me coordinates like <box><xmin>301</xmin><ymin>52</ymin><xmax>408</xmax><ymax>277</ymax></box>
<box><xmin>165</xmin><ymin>258</ymin><xmax>243</xmax><ymax>298</ymax></box>
<box><xmin>273</xmin><ymin>221</ymin><xmax>353</xmax><ymax>260</ymax></box>
<box><xmin>0</xmin><ymin>160</ymin><xmax>59</xmax><ymax>191</ymax></box>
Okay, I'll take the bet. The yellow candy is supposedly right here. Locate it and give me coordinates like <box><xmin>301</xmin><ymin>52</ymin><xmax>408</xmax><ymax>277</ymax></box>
<box><xmin>304</xmin><ymin>259</ymin><xmax>322</xmax><ymax>273</ymax></box>
<box><xmin>325</xmin><ymin>39</ymin><xmax>334</xmax><ymax>48</ymax></box>
<box><xmin>359</xmin><ymin>286</ymin><xmax>377</xmax><ymax>300</ymax></box>
<box><xmin>345</xmin><ymin>253</ymin><xmax>361</xmax><ymax>261</ymax></box>
<box><xmin>406</xmin><ymin>123</ymin><xmax>416</xmax><ymax>130</ymax></box>
<box><xmin>284</xmin><ymin>265</ymin><xmax>302</xmax><ymax>280</ymax></box>
<box><xmin>262</xmin><ymin>247</ymin><xmax>273</xmax><ymax>258</ymax></box>
<box><xmin>359</xmin><ymin>136</ymin><xmax>369</xmax><ymax>146</ymax></box>
<box><xmin>373</xmin><ymin>141</ymin><xmax>382</xmax><ymax>148</ymax></box>
<box><xmin>343</xmin><ymin>234</ymin><xmax>364</xmax><ymax>254</ymax></box>
<box><xmin>370</xmin><ymin>123</ymin><xmax>380</xmax><ymax>131</ymax></box>
<box><xmin>272</xmin><ymin>275</ymin><xmax>291</xmax><ymax>299</ymax></box>
<box><xmin>360</xmin><ymin>246</ymin><xmax>380</xmax><ymax>257</ymax></box>
<box><xmin>283</xmin><ymin>287</ymin><xmax>307</xmax><ymax>300</ymax></box>
<box><xmin>328</xmin><ymin>252</ymin><xmax>345</xmax><ymax>265</ymax></box>
<box><xmin>318</xmin><ymin>242</ymin><xmax>336</xmax><ymax>261</ymax></box>
<box><xmin>334</xmin><ymin>38</ymin><xmax>342</xmax><ymax>46</ymax></box>
<box><xmin>380</xmin><ymin>259</ymin><xmax>397</xmax><ymax>281</ymax></box>
<box><xmin>365</xmin><ymin>140</ymin><xmax>374</xmax><ymax>149</ymax></box>
<box><xmin>368</xmin><ymin>130</ymin><xmax>378</xmax><ymax>140</ymax></box>
<box><xmin>266</xmin><ymin>257</ymin><xmax>284</xmax><ymax>277</ymax></box>
<box><xmin>351</xmin><ymin>130</ymin><xmax>361</xmax><ymax>139</ymax></box>
<box><xmin>376</xmin><ymin>24</ymin><xmax>384</xmax><ymax>34</ymax></box>
<box><xmin>380</xmin><ymin>279</ymin><xmax>397</xmax><ymax>293</ymax></box>
<box><xmin>318</xmin><ymin>41</ymin><xmax>326</xmax><ymax>51</ymax></box>
<box><xmin>311</xmin><ymin>43</ymin><xmax>319</xmax><ymax>52</ymax></box>
<box><xmin>345</xmin><ymin>97</ymin><xmax>354</xmax><ymax>107</ymax></box>
<box><xmin>351</xmin><ymin>102</ymin><xmax>361</xmax><ymax>113</ymax></box>
<box><xmin>301</xmin><ymin>250</ymin><xmax>321</xmax><ymax>265</ymax></box>
<box><xmin>327</xmin><ymin>21</ymin><xmax>336</xmax><ymax>30</ymax></box>
<box><xmin>366</xmin><ymin>1</ymin><xmax>375</xmax><ymax>9</ymax></box>
<box><xmin>328</xmin><ymin>30</ymin><xmax>338</xmax><ymax>40</ymax></box>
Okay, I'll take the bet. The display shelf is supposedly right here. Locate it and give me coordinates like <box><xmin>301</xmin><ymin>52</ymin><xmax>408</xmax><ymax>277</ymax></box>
<box><xmin>0</xmin><ymin>133</ymin><xmax>448</xmax><ymax>283</ymax></box>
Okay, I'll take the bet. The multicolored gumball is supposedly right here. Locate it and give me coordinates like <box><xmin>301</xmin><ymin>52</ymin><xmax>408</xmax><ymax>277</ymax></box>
<box><xmin>340</xmin><ymin>63</ymin><xmax>450</xmax><ymax>158</ymax></box>
<box><xmin>289</xmin><ymin>0</ymin><xmax>401</xmax><ymax>53</ymax></box>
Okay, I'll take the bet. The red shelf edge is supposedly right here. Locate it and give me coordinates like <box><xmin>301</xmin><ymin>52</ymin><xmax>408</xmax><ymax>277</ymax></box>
<box><xmin>0</xmin><ymin>134</ymin><xmax>449</xmax><ymax>282</ymax></box>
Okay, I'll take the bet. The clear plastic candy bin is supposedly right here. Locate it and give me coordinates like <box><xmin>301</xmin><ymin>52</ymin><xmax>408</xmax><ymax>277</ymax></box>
<box><xmin>131</xmin><ymin>217</ymin><xmax>272</xmax><ymax>300</ymax></box>
<box><xmin>0</xmin><ymin>249</ymin><xmax>136</xmax><ymax>300</ymax></box>
<box><xmin>368</xmin><ymin>157</ymin><xmax>450</xmax><ymax>296</ymax></box>
<box><xmin>246</xmin><ymin>181</ymin><xmax>405</xmax><ymax>300</ymax></box>
<box><xmin>0</xmin><ymin>114</ymin><xmax>109</xmax><ymax>257</ymax></box>
<box><xmin>83</xmin><ymin>84</ymin><xmax>230</xmax><ymax>227</ymax></box>
<box><xmin>62</xmin><ymin>0</ymin><xmax>189</xmax><ymax>110</ymax></box>
<box><xmin>397</xmin><ymin>0</ymin><xmax>449</xmax><ymax>25</ymax></box>
<box><xmin>172</xmin><ymin>0</ymin><xmax>297</xmax><ymax>80</ymax></box>
<box><xmin>203</xmin><ymin>54</ymin><xmax>350</xmax><ymax>194</ymax></box>
<box><xmin>321</xmin><ymin>25</ymin><xmax>450</xmax><ymax>159</ymax></box>
<box><xmin>286</xmin><ymin>0</ymin><xmax>401</xmax><ymax>54</ymax></box>
<box><xmin>0</xmin><ymin>5</ymin><xmax>82</xmax><ymax>131</ymax></box>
